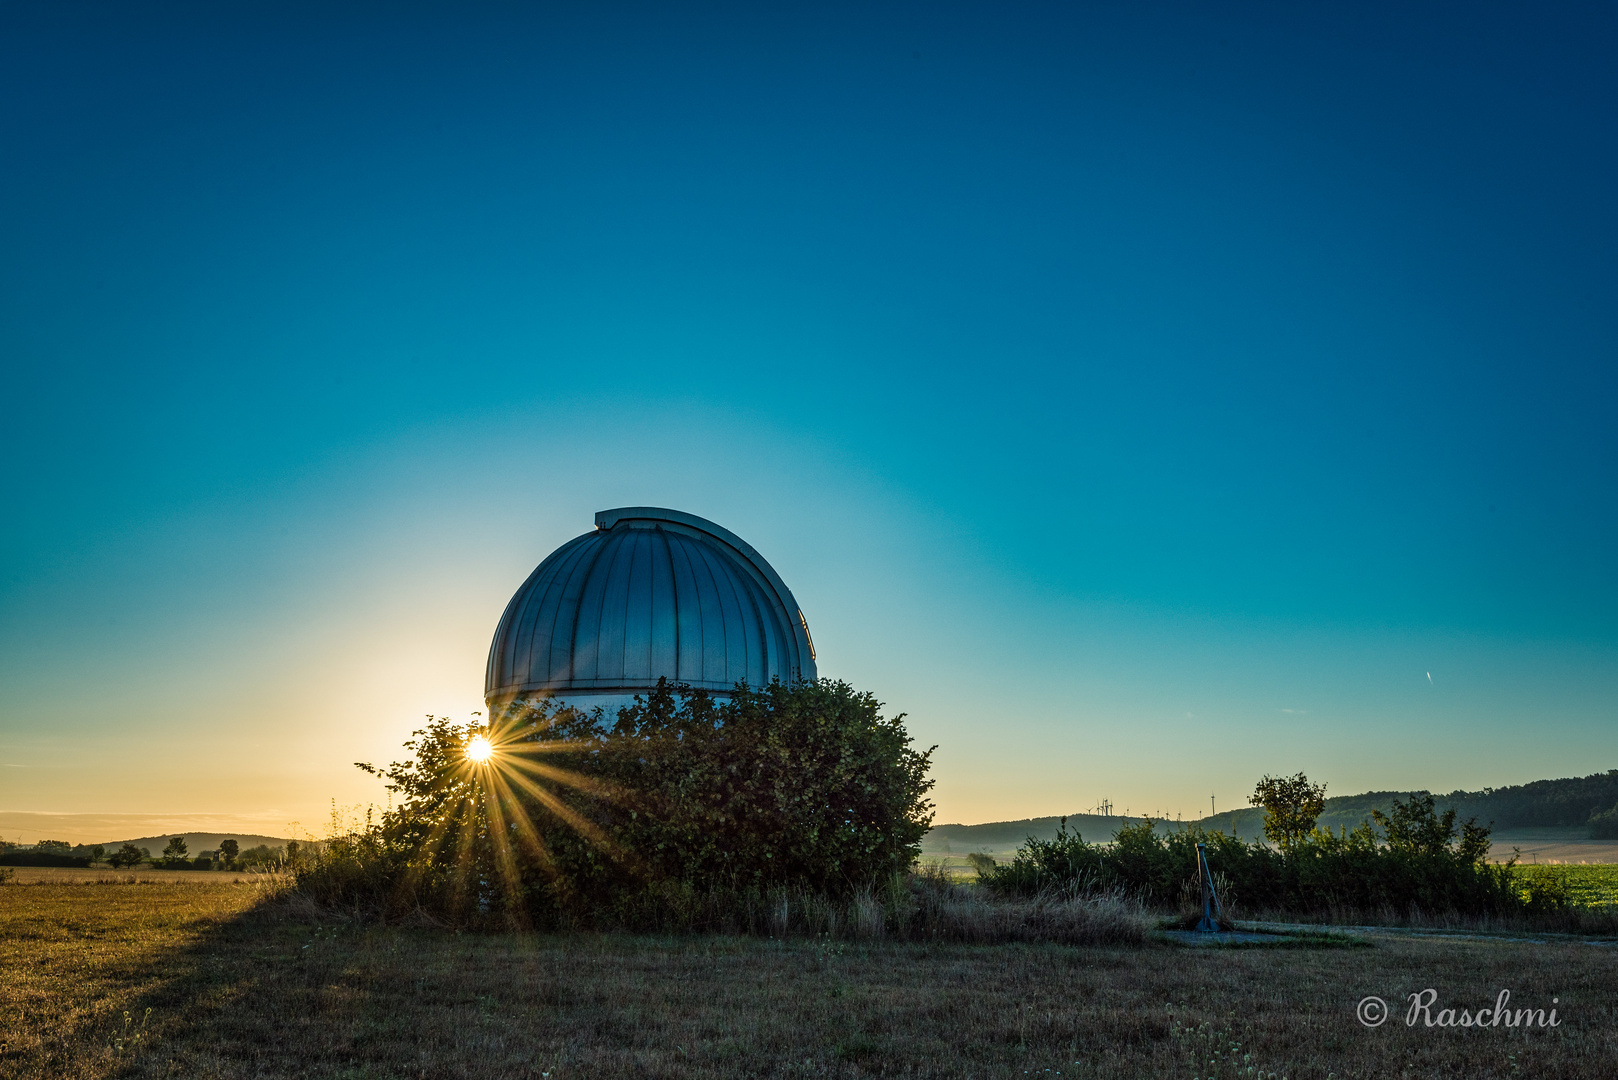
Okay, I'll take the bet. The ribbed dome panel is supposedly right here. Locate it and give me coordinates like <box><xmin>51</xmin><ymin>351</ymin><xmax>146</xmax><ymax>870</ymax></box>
<box><xmin>485</xmin><ymin>508</ymin><xmax>816</xmax><ymax>703</ymax></box>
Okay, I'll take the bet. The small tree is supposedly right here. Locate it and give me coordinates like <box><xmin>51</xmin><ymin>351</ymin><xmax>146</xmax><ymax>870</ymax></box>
<box><xmin>1250</xmin><ymin>773</ymin><xmax>1328</xmax><ymax>851</ymax></box>
<box><xmin>1372</xmin><ymin>792</ymin><xmax>1492</xmax><ymax>863</ymax></box>
<box><xmin>218</xmin><ymin>838</ymin><xmax>239</xmax><ymax>868</ymax></box>
<box><xmin>160</xmin><ymin>836</ymin><xmax>190</xmax><ymax>869</ymax></box>
<box><xmin>108</xmin><ymin>843</ymin><xmax>145</xmax><ymax>869</ymax></box>
<box><xmin>89</xmin><ymin>845</ymin><xmax>106</xmax><ymax>865</ymax></box>
<box><xmin>237</xmin><ymin>844</ymin><xmax>281</xmax><ymax>869</ymax></box>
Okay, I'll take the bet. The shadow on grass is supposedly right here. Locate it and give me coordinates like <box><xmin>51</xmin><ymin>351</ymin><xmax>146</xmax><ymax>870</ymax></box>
<box><xmin>89</xmin><ymin>884</ymin><xmax>1154</xmax><ymax>1078</ymax></box>
<box><xmin>54</xmin><ymin>887</ymin><xmax>587</xmax><ymax>1079</ymax></box>
<box><xmin>13</xmin><ymin>881</ymin><xmax>1618</xmax><ymax>1080</ymax></box>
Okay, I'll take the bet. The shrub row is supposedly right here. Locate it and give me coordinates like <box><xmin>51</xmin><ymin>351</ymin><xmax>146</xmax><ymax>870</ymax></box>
<box><xmin>0</xmin><ymin>853</ymin><xmax>91</xmax><ymax>867</ymax></box>
<box><xmin>982</xmin><ymin>795</ymin><xmax>1563</xmax><ymax>920</ymax></box>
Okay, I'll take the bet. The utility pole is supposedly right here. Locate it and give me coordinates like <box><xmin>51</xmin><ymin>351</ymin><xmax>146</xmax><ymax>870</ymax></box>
<box><xmin>1210</xmin><ymin>793</ymin><xmax>1216</xmax><ymax>818</ymax></box>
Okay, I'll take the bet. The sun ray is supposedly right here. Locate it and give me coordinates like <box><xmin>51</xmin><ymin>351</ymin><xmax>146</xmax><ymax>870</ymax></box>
<box><xmin>396</xmin><ymin>738</ymin><xmax>487</xmax><ymax>911</ymax></box>
<box><xmin>451</xmin><ymin>786</ymin><xmax>482</xmax><ymax>911</ymax></box>
<box><xmin>496</xmin><ymin>763</ymin><xmax>624</xmax><ymax>857</ymax></box>
<box><xmin>483</xmin><ymin>768</ymin><xmax>559</xmax><ymax>876</ymax></box>
<box><xmin>499</xmin><ymin>738</ymin><xmax>600</xmax><ymax>756</ymax></box>
<box><xmin>376</xmin><ymin>716</ymin><xmax>638</xmax><ymax>919</ymax></box>
<box><xmin>501</xmin><ymin>752</ymin><xmax>622</xmax><ymax>797</ymax></box>
<box><xmin>477</xmin><ymin>770</ymin><xmax>529</xmax><ymax>919</ymax></box>
<box><xmin>395</xmin><ymin>783</ymin><xmax>474</xmax><ymax>901</ymax></box>
<box><xmin>485</xmin><ymin>703</ymin><xmax>597</xmax><ymax>747</ymax></box>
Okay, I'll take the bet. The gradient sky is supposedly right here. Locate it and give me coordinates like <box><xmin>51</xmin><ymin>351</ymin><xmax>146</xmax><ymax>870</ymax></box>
<box><xmin>3</xmin><ymin>2</ymin><xmax>1616</xmax><ymax>842</ymax></box>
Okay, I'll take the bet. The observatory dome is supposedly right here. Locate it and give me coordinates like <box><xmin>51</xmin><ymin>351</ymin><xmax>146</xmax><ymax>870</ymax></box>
<box><xmin>485</xmin><ymin>507</ymin><xmax>817</xmax><ymax>715</ymax></box>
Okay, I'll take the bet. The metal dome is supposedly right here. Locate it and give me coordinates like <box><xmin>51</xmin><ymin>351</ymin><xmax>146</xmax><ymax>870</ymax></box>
<box><xmin>485</xmin><ymin>507</ymin><xmax>817</xmax><ymax>710</ymax></box>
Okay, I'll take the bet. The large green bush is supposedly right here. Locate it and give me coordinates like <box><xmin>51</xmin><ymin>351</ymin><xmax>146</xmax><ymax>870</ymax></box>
<box><xmin>305</xmin><ymin>679</ymin><xmax>935</xmax><ymax>927</ymax></box>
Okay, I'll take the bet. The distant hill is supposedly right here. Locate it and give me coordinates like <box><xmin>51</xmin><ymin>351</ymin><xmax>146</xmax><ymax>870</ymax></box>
<box><xmin>1434</xmin><ymin>771</ymin><xmax>1618</xmax><ymax>829</ymax></box>
<box><xmin>924</xmin><ymin>814</ymin><xmax>1155</xmax><ymax>855</ymax></box>
<box><xmin>91</xmin><ymin>833</ymin><xmax>292</xmax><ymax>855</ymax></box>
<box><xmin>924</xmin><ymin>769</ymin><xmax>1618</xmax><ymax>855</ymax></box>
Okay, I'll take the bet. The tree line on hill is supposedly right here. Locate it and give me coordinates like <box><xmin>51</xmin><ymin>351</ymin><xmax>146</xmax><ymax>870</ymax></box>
<box><xmin>1464</xmin><ymin>769</ymin><xmax>1618</xmax><ymax>833</ymax></box>
<box><xmin>0</xmin><ymin>836</ymin><xmax>295</xmax><ymax>870</ymax></box>
<box><xmin>1341</xmin><ymin>768</ymin><xmax>1618</xmax><ymax>834</ymax></box>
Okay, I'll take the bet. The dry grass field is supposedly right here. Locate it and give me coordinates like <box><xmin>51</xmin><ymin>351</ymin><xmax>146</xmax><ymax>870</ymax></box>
<box><xmin>0</xmin><ymin>867</ymin><xmax>277</xmax><ymax>885</ymax></box>
<box><xmin>2</xmin><ymin>876</ymin><xmax>1615</xmax><ymax>1079</ymax></box>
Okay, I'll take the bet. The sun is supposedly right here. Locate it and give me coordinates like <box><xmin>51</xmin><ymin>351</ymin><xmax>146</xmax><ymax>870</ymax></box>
<box><xmin>386</xmin><ymin>712</ymin><xmax>617</xmax><ymax>921</ymax></box>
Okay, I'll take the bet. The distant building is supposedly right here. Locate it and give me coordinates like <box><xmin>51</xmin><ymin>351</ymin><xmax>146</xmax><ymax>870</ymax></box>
<box><xmin>484</xmin><ymin>507</ymin><xmax>817</xmax><ymax>719</ymax></box>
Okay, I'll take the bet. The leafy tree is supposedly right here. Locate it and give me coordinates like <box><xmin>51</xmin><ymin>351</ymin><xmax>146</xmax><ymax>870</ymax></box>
<box><xmin>1372</xmin><ymin>792</ymin><xmax>1491</xmax><ymax>862</ymax></box>
<box><xmin>1589</xmin><ymin>803</ymin><xmax>1618</xmax><ymax>840</ymax></box>
<box><xmin>237</xmin><ymin>844</ymin><xmax>283</xmax><ymax>869</ymax></box>
<box><xmin>159</xmin><ymin>836</ymin><xmax>190</xmax><ymax>868</ymax></box>
<box><xmin>36</xmin><ymin>839</ymin><xmax>72</xmax><ymax>856</ymax></box>
<box><xmin>591</xmin><ymin>679</ymin><xmax>936</xmax><ymax>894</ymax></box>
<box><xmin>108</xmin><ymin>844</ymin><xmax>145</xmax><ymax>869</ymax></box>
<box><xmin>218</xmin><ymin>838</ymin><xmax>240</xmax><ymax>868</ymax></box>
<box><xmin>89</xmin><ymin>845</ymin><xmax>106</xmax><ymax>864</ymax></box>
<box><xmin>1250</xmin><ymin>773</ymin><xmax>1328</xmax><ymax>851</ymax></box>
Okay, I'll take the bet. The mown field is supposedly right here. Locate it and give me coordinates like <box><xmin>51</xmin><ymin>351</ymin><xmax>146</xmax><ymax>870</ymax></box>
<box><xmin>3</xmin><ymin>876</ymin><xmax>1616</xmax><ymax>1079</ymax></box>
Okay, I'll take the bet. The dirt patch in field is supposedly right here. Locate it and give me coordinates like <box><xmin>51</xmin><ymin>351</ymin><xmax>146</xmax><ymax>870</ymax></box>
<box><xmin>1488</xmin><ymin>828</ymin><xmax>1618</xmax><ymax>864</ymax></box>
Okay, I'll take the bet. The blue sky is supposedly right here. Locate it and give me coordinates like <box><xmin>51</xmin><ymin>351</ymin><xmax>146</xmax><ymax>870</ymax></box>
<box><xmin>2</xmin><ymin>2</ymin><xmax>1615</xmax><ymax>839</ymax></box>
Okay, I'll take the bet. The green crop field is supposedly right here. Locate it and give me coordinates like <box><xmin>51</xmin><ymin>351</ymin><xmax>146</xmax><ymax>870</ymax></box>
<box><xmin>1548</xmin><ymin>864</ymin><xmax>1618</xmax><ymax>908</ymax></box>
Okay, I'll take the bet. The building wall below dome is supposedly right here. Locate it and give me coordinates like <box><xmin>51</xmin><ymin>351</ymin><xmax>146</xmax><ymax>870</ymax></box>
<box><xmin>487</xmin><ymin>688</ymin><xmax>733</xmax><ymax>725</ymax></box>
